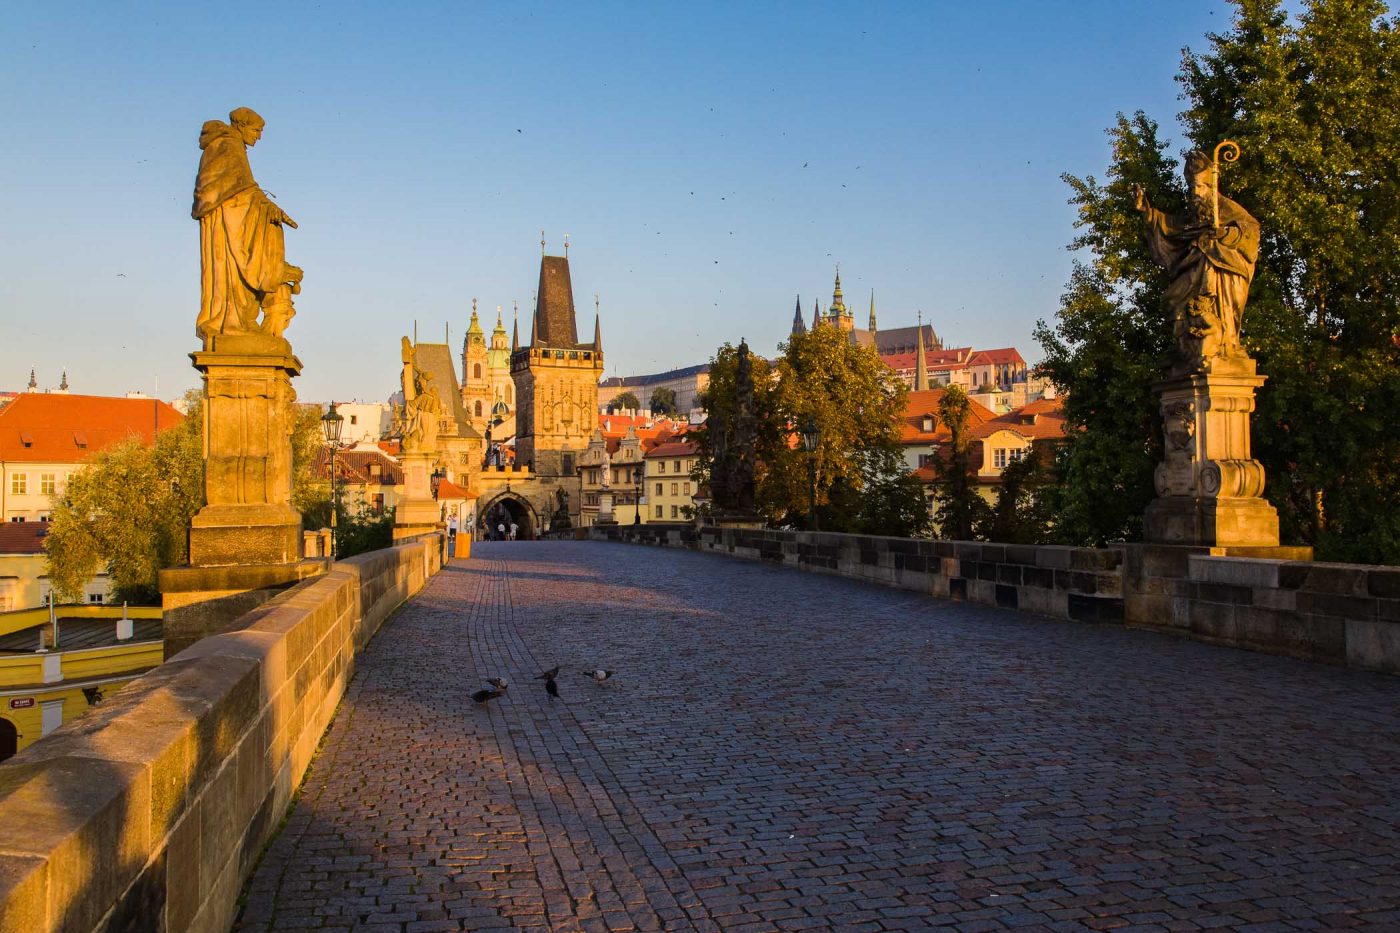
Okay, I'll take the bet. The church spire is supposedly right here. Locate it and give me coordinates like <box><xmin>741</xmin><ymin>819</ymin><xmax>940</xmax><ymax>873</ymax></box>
<box><xmin>914</xmin><ymin>311</ymin><xmax>928</xmax><ymax>392</ymax></box>
<box><xmin>593</xmin><ymin>294</ymin><xmax>602</xmax><ymax>351</ymax></box>
<box><xmin>59</xmin><ymin>369</ymin><xmax>68</xmax><ymax>392</ymax></box>
<box><xmin>811</xmin><ymin>298</ymin><xmax>821</xmax><ymax>331</ymax></box>
<box><xmin>791</xmin><ymin>294</ymin><xmax>806</xmax><ymax>337</ymax></box>
<box><xmin>27</xmin><ymin>369</ymin><xmax>37</xmax><ymax>392</ymax></box>
<box><xmin>511</xmin><ymin>301</ymin><xmax>520</xmax><ymax>352</ymax></box>
<box><xmin>868</xmin><ymin>291</ymin><xmax>877</xmax><ymax>332</ymax></box>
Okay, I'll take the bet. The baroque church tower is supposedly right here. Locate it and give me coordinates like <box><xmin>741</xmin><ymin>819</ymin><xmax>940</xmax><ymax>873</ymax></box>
<box><xmin>511</xmin><ymin>248</ymin><xmax>604</xmax><ymax>478</ymax></box>
<box><xmin>461</xmin><ymin>300</ymin><xmax>491</xmax><ymax>429</ymax></box>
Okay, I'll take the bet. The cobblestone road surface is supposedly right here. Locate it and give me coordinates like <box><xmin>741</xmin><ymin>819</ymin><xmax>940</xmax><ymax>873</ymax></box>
<box><xmin>237</xmin><ymin>541</ymin><xmax>1400</xmax><ymax>932</ymax></box>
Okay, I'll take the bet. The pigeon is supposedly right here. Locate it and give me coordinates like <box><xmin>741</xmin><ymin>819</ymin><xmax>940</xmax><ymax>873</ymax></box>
<box><xmin>486</xmin><ymin>677</ymin><xmax>509</xmax><ymax>691</ymax></box>
<box><xmin>471</xmin><ymin>688</ymin><xmax>502</xmax><ymax>704</ymax></box>
<box><xmin>535</xmin><ymin>665</ymin><xmax>560</xmax><ymax>680</ymax></box>
<box><xmin>583</xmin><ymin>670</ymin><xmax>615</xmax><ymax>683</ymax></box>
<box><xmin>545</xmin><ymin>677</ymin><xmax>560</xmax><ymax>701</ymax></box>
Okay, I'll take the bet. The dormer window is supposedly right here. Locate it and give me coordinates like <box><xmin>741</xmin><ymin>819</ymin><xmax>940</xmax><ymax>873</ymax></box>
<box><xmin>921</xmin><ymin>415</ymin><xmax>935</xmax><ymax>433</ymax></box>
<box><xmin>72</xmin><ymin>431</ymin><xmax>88</xmax><ymax>449</ymax></box>
<box><xmin>19</xmin><ymin>432</ymin><xmax>33</xmax><ymax>448</ymax></box>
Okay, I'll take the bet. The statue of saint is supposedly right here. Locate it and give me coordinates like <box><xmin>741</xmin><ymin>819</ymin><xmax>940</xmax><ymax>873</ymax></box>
<box><xmin>1134</xmin><ymin>151</ymin><xmax>1260</xmax><ymax>369</ymax></box>
<box><xmin>193</xmin><ymin>107</ymin><xmax>303</xmax><ymax>348</ymax></box>
<box><xmin>402</xmin><ymin>369</ymin><xmax>442</xmax><ymax>454</ymax></box>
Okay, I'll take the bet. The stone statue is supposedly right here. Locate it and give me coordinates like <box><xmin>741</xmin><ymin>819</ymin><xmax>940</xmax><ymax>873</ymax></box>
<box><xmin>1134</xmin><ymin>150</ymin><xmax>1260</xmax><ymax>371</ymax></box>
<box><xmin>193</xmin><ymin>107</ymin><xmax>304</xmax><ymax>348</ymax></box>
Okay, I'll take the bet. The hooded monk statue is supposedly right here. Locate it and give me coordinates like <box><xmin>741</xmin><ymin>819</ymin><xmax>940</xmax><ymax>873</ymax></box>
<box><xmin>193</xmin><ymin>107</ymin><xmax>303</xmax><ymax>348</ymax></box>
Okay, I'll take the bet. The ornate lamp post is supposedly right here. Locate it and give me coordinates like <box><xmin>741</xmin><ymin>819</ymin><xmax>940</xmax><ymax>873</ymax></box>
<box><xmin>321</xmin><ymin>402</ymin><xmax>345</xmax><ymax>558</ymax></box>
<box><xmin>634</xmin><ymin>465</ymin><xmax>643</xmax><ymax>524</ymax></box>
<box><xmin>799</xmin><ymin>416</ymin><xmax>820</xmax><ymax>532</ymax></box>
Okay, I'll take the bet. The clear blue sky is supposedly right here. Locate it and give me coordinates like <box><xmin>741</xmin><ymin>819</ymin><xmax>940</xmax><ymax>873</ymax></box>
<box><xmin>0</xmin><ymin>0</ymin><xmax>1229</xmax><ymax>404</ymax></box>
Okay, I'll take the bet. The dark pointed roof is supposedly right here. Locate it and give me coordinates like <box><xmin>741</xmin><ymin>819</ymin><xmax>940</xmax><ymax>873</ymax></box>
<box><xmin>411</xmin><ymin>342</ymin><xmax>482</xmax><ymax>440</ymax></box>
<box><xmin>535</xmin><ymin>255</ymin><xmax>580</xmax><ymax>348</ymax></box>
<box><xmin>791</xmin><ymin>294</ymin><xmax>806</xmax><ymax>337</ymax></box>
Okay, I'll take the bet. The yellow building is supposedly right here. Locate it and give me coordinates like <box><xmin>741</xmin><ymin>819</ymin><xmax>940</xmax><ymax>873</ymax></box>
<box><xmin>577</xmin><ymin>428</ymin><xmax>645</xmax><ymax>526</ymax></box>
<box><xmin>0</xmin><ymin>604</ymin><xmax>163</xmax><ymax>761</ymax></box>
<box><xmin>645</xmin><ymin>438</ymin><xmax>699</xmax><ymax>522</ymax></box>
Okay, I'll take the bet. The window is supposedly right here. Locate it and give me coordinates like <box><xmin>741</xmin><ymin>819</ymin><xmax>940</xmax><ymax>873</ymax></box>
<box><xmin>671</xmin><ymin>505</ymin><xmax>679</xmax><ymax>519</ymax></box>
<box><xmin>655</xmin><ymin>483</ymin><xmax>663</xmax><ymax>496</ymax></box>
<box><xmin>562</xmin><ymin>454</ymin><xmax>574</xmax><ymax>475</ymax></box>
<box><xmin>658</xmin><ymin>461</ymin><xmax>665</xmax><ymax>473</ymax></box>
<box><xmin>372</xmin><ymin>493</ymin><xmax>385</xmax><ymax>513</ymax></box>
<box><xmin>10</xmin><ymin>475</ymin><xmax>25</xmax><ymax>496</ymax></box>
<box><xmin>994</xmin><ymin>449</ymin><xmax>1008</xmax><ymax>469</ymax></box>
<box><xmin>670</xmin><ymin>483</ymin><xmax>678</xmax><ymax>496</ymax></box>
<box><xmin>683</xmin><ymin>482</ymin><xmax>691</xmax><ymax>495</ymax></box>
<box><xmin>350</xmin><ymin>414</ymin><xmax>358</xmax><ymax>425</ymax></box>
<box><xmin>655</xmin><ymin>505</ymin><xmax>663</xmax><ymax>518</ymax></box>
<box><xmin>8</xmin><ymin>517</ymin><xmax>23</xmax><ymax>523</ymax></box>
<box><xmin>917</xmin><ymin>453</ymin><xmax>934</xmax><ymax>468</ymax></box>
<box><xmin>673</xmin><ymin>460</ymin><xmax>681</xmax><ymax>473</ymax></box>
<box><xmin>475</xmin><ymin>401</ymin><xmax>483</xmax><ymax>417</ymax></box>
<box><xmin>1009</xmin><ymin>448</ymin><xmax>1024</xmax><ymax>463</ymax></box>
<box><xmin>40</xmin><ymin>474</ymin><xmax>55</xmax><ymax>496</ymax></box>
<box><xmin>474</xmin><ymin>363</ymin><xmax>482</xmax><ymax>379</ymax></box>
<box><xmin>88</xmin><ymin>593</ymin><xmax>104</xmax><ymax>604</ymax></box>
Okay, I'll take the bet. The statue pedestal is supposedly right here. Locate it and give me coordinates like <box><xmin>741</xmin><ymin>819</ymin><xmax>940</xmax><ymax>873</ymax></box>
<box><xmin>596</xmin><ymin>491</ymin><xmax>617</xmax><ymax>525</ymax></box>
<box><xmin>394</xmin><ymin>451</ymin><xmax>441</xmax><ymax>542</ymax></box>
<box><xmin>1144</xmin><ymin>357</ymin><xmax>1280</xmax><ymax>547</ymax></box>
<box><xmin>188</xmin><ymin>334</ymin><xmax>304</xmax><ymax>566</ymax></box>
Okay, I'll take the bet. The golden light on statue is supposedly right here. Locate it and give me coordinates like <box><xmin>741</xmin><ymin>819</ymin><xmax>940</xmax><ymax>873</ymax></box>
<box><xmin>1211</xmin><ymin>139</ymin><xmax>1240</xmax><ymax>229</ymax></box>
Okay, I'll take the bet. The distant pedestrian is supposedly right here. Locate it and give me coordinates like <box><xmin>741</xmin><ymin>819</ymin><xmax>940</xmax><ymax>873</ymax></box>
<box><xmin>509</xmin><ymin>522</ymin><xmax>519</xmax><ymax>541</ymax></box>
<box><xmin>447</xmin><ymin>515</ymin><xmax>458</xmax><ymax>541</ymax></box>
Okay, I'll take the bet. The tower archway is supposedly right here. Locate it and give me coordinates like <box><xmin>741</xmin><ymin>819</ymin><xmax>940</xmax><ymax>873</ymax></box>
<box><xmin>480</xmin><ymin>492</ymin><xmax>539</xmax><ymax>541</ymax></box>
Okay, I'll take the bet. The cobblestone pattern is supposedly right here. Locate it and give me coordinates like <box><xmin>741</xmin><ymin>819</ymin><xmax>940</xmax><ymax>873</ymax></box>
<box><xmin>237</xmin><ymin>541</ymin><xmax>1400</xmax><ymax>932</ymax></box>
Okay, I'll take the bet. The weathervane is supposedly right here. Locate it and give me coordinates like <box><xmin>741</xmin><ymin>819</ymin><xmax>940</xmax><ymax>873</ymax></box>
<box><xmin>1212</xmin><ymin>140</ymin><xmax>1240</xmax><ymax>229</ymax></box>
<box><xmin>564</xmin><ymin>233</ymin><xmax>570</xmax><ymax>257</ymax></box>
<box><xmin>540</xmin><ymin>230</ymin><xmax>546</xmax><ymax>256</ymax></box>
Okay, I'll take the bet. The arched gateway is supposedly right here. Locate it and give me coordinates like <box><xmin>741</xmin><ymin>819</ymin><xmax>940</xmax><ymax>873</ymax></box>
<box><xmin>479</xmin><ymin>493</ymin><xmax>538</xmax><ymax>540</ymax></box>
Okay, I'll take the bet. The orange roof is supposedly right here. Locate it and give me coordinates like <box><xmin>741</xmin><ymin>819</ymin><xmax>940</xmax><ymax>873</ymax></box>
<box><xmin>900</xmin><ymin>388</ymin><xmax>997</xmax><ymax>444</ymax></box>
<box><xmin>883</xmin><ymin>346</ymin><xmax>974</xmax><ymax>373</ymax></box>
<box><xmin>435</xmin><ymin>479</ymin><xmax>477</xmax><ymax>500</ymax></box>
<box><xmin>973</xmin><ymin>397</ymin><xmax>1068</xmax><ymax>442</ymax></box>
<box><xmin>0</xmin><ymin>393</ymin><xmax>184</xmax><ymax>463</ymax></box>
<box><xmin>646</xmin><ymin>439</ymin><xmax>697</xmax><ymax>459</ymax></box>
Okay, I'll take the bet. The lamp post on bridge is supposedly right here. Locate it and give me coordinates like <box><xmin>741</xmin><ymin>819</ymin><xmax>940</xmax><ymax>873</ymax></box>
<box><xmin>799</xmin><ymin>416</ymin><xmax>820</xmax><ymax>532</ymax></box>
<box><xmin>321</xmin><ymin>402</ymin><xmax>345</xmax><ymax>558</ymax></box>
<box><xmin>634</xmin><ymin>465</ymin><xmax>642</xmax><ymax>525</ymax></box>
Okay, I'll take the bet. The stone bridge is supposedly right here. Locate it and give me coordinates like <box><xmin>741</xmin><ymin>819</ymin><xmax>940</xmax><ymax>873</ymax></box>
<box><xmin>231</xmin><ymin>541</ymin><xmax>1400</xmax><ymax>932</ymax></box>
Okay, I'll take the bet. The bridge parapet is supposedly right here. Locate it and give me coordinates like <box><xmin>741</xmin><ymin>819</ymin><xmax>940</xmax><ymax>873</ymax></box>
<box><xmin>0</xmin><ymin>533</ymin><xmax>446</xmax><ymax>933</ymax></box>
<box><xmin>590</xmin><ymin>525</ymin><xmax>1399</xmax><ymax>675</ymax></box>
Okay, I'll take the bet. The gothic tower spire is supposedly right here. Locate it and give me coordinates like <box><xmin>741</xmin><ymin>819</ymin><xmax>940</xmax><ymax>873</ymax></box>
<box><xmin>791</xmin><ymin>294</ymin><xmax>806</xmax><ymax>337</ymax></box>
<box><xmin>868</xmin><ymin>291</ymin><xmax>877</xmax><ymax>333</ymax></box>
<box><xmin>914</xmin><ymin>311</ymin><xmax>929</xmax><ymax>392</ymax></box>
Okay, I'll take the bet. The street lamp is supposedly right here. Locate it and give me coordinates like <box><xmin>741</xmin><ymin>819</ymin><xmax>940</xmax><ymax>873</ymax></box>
<box><xmin>634</xmin><ymin>465</ymin><xmax>643</xmax><ymax>524</ymax></box>
<box><xmin>321</xmin><ymin>402</ymin><xmax>345</xmax><ymax>558</ymax></box>
<box><xmin>799</xmin><ymin>416</ymin><xmax>820</xmax><ymax>532</ymax></box>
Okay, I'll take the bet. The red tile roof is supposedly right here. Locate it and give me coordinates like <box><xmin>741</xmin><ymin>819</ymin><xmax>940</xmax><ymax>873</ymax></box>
<box><xmin>645</xmin><ymin>439</ymin><xmax>697</xmax><ymax>459</ymax></box>
<box><xmin>966</xmin><ymin>347</ymin><xmax>1027</xmax><ymax>367</ymax></box>
<box><xmin>973</xmin><ymin>397</ymin><xmax>1068</xmax><ymax>442</ymax></box>
<box><xmin>314</xmin><ymin>448</ymin><xmax>404</xmax><ymax>485</ymax></box>
<box><xmin>0</xmin><ymin>522</ymin><xmax>49</xmax><ymax>554</ymax></box>
<box><xmin>900</xmin><ymin>389</ymin><xmax>997</xmax><ymax>444</ymax></box>
<box><xmin>435</xmin><ymin>479</ymin><xmax>477</xmax><ymax>500</ymax></box>
<box><xmin>883</xmin><ymin>347</ymin><xmax>975</xmax><ymax>373</ymax></box>
<box><xmin>0</xmin><ymin>394</ymin><xmax>183</xmax><ymax>463</ymax></box>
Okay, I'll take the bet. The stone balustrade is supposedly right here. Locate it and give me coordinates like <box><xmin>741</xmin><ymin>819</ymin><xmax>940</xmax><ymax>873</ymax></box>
<box><xmin>589</xmin><ymin>525</ymin><xmax>1399</xmax><ymax>675</ymax></box>
<box><xmin>0</xmin><ymin>533</ymin><xmax>445</xmax><ymax>933</ymax></box>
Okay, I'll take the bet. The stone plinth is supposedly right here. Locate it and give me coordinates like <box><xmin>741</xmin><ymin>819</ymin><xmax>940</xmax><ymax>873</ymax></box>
<box><xmin>1144</xmin><ymin>356</ymin><xmax>1280</xmax><ymax>547</ymax></box>
<box><xmin>188</xmin><ymin>333</ymin><xmax>304</xmax><ymax>566</ymax></box>
<box><xmin>394</xmin><ymin>451</ymin><xmax>441</xmax><ymax>542</ymax></box>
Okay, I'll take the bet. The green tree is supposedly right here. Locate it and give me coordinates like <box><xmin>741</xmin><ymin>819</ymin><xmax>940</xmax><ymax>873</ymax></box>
<box><xmin>649</xmin><ymin>386</ymin><xmax>679</xmax><ymax>416</ymax></box>
<box><xmin>607</xmin><ymin>391</ymin><xmax>641</xmax><ymax>413</ymax></box>
<box><xmin>982</xmin><ymin>446</ymin><xmax>1056</xmax><ymax>544</ymax></box>
<box><xmin>45</xmin><ymin>390</ymin><xmax>205</xmax><ymax>604</ymax></box>
<box><xmin>1038</xmin><ymin>0</ymin><xmax>1400</xmax><ymax>560</ymax></box>
<box><xmin>293</xmin><ymin>402</ymin><xmax>333</xmax><ymax>529</ymax></box>
<box><xmin>334</xmin><ymin>493</ymin><xmax>394</xmax><ymax>558</ymax></box>
<box><xmin>930</xmin><ymin>385</ymin><xmax>991</xmax><ymax>540</ymax></box>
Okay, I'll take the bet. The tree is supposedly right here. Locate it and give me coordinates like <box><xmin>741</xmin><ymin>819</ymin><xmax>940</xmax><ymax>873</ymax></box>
<box><xmin>983</xmin><ymin>446</ymin><xmax>1056</xmax><ymax>544</ymax></box>
<box><xmin>930</xmin><ymin>385</ymin><xmax>991</xmax><ymax>540</ymax></box>
<box><xmin>649</xmin><ymin>386</ymin><xmax>679</xmax><ymax>416</ymax></box>
<box><xmin>334</xmin><ymin>493</ymin><xmax>394</xmax><ymax>558</ymax></box>
<box><xmin>45</xmin><ymin>390</ymin><xmax>204</xmax><ymax>604</ymax></box>
<box><xmin>1038</xmin><ymin>0</ymin><xmax>1400</xmax><ymax>560</ymax></box>
<box><xmin>607</xmin><ymin>391</ymin><xmax>641</xmax><ymax>413</ymax></box>
<box><xmin>692</xmin><ymin>343</ymin><xmax>781</xmax><ymax>518</ymax></box>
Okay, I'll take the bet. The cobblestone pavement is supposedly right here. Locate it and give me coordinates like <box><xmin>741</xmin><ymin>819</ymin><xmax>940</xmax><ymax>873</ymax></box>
<box><xmin>237</xmin><ymin>542</ymin><xmax>1400</xmax><ymax>932</ymax></box>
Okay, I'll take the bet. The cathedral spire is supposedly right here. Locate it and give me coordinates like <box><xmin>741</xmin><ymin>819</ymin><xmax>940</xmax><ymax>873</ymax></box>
<box><xmin>593</xmin><ymin>295</ymin><xmax>602</xmax><ymax>352</ymax></box>
<box><xmin>811</xmin><ymin>298</ymin><xmax>821</xmax><ymax>330</ymax></box>
<box><xmin>511</xmin><ymin>301</ymin><xmax>520</xmax><ymax>352</ymax></box>
<box><xmin>791</xmin><ymin>294</ymin><xmax>806</xmax><ymax>337</ymax></box>
<box><xmin>914</xmin><ymin>311</ymin><xmax>928</xmax><ymax>392</ymax></box>
<box><xmin>868</xmin><ymin>291</ymin><xmax>877</xmax><ymax>332</ymax></box>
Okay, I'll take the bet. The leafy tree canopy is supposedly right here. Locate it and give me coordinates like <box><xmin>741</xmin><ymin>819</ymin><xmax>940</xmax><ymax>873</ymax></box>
<box><xmin>649</xmin><ymin>386</ymin><xmax>679</xmax><ymax>416</ymax></box>
<box><xmin>607</xmin><ymin>391</ymin><xmax>641</xmax><ymax>413</ymax></box>
<box><xmin>1037</xmin><ymin>0</ymin><xmax>1400</xmax><ymax>560</ymax></box>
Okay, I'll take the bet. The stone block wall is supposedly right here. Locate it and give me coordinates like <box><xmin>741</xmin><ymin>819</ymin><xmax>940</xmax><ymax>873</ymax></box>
<box><xmin>588</xmin><ymin>525</ymin><xmax>1123</xmax><ymax>625</ymax></box>
<box><xmin>590</xmin><ymin>526</ymin><xmax>1400</xmax><ymax>675</ymax></box>
<box><xmin>0</xmin><ymin>533</ymin><xmax>445</xmax><ymax>933</ymax></box>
